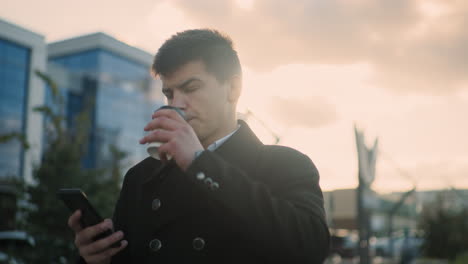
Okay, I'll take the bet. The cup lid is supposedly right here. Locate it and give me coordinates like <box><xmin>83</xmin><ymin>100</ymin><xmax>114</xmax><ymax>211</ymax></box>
<box><xmin>155</xmin><ymin>105</ymin><xmax>186</xmax><ymax>120</ymax></box>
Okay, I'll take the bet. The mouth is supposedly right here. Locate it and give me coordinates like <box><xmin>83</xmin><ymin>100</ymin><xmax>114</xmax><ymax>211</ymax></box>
<box><xmin>184</xmin><ymin>113</ymin><xmax>197</xmax><ymax>124</ymax></box>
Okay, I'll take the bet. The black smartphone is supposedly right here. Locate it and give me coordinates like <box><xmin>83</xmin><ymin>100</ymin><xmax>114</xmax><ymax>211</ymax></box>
<box><xmin>57</xmin><ymin>188</ymin><xmax>121</xmax><ymax>248</ymax></box>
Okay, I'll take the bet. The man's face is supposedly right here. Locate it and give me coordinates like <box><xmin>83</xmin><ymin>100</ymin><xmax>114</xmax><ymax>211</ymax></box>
<box><xmin>160</xmin><ymin>60</ymin><xmax>233</xmax><ymax>146</ymax></box>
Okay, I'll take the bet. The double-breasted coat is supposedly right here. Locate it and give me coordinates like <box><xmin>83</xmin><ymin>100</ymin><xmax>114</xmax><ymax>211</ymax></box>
<box><xmin>109</xmin><ymin>120</ymin><xmax>330</xmax><ymax>263</ymax></box>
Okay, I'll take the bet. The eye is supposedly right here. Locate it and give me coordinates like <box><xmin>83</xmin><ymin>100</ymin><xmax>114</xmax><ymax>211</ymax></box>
<box><xmin>184</xmin><ymin>84</ymin><xmax>200</xmax><ymax>93</ymax></box>
<box><xmin>162</xmin><ymin>89</ymin><xmax>173</xmax><ymax>99</ymax></box>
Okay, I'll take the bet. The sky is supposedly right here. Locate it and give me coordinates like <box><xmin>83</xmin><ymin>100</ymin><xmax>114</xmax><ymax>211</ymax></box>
<box><xmin>1</xmin><ymin>0</ymin><xmax>467</xmax><ymax>193</ymax></box>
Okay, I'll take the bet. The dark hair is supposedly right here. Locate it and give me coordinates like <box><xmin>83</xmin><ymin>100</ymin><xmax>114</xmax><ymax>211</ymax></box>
<box><xmin>152</xmin><ymin>29</ymin><xmax>241</xmax><ymax>82</ymax></box>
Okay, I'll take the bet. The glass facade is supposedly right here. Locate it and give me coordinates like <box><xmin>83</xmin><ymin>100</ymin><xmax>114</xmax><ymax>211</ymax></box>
<box><xmin>0</xmin><ymin>38</ymin><xmax>30</xmax><ymax>178</ymax></box>
<box><xmin>49</xmin><ymin>49</ymin><xmax>161</xmax><ymax>169</ymax></box>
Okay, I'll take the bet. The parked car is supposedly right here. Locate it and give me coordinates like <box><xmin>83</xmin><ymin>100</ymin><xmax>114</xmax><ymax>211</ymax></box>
<box><xmin>330</xmin><ymin>235</ymin><xmax>358</xmax><ymax>258</ymax></box>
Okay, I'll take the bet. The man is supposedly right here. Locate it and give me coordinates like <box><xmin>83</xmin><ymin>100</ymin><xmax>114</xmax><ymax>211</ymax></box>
<box><xmin>68</xmin><ymin>29</ymin><xmax>330</xmax><ymax>263</ymax></box>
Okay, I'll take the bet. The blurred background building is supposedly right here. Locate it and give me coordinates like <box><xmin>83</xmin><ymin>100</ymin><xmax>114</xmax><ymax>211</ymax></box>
<box><xmin>47</xmin><ymin>32</ymin><xmax>163</xmax><ymax>172</ymax></box>
<box><xmin>0</xmin><ymin>18</ymin><xmax>164</xmax><ymax>184</ymax></box>
<box><xmin>324</xmin><ymin>188</ymin><xmax>419</xmax><ymax>234</ymax></box>
<box><xmin>0</xmin><ymin>18</ymin><xmax>46</xmax><ymax>184</ymax></box>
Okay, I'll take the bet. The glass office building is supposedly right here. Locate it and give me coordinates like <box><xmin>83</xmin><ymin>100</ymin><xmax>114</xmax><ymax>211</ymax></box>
<box><xmin>0</xmin><ymin>39</ymin><xmax>30</xmax><ymax>177</ymax></box>
<box><xmin>47</xmin><ymin>33</ymin><xmax>163</xmax><ymax>170</ymax></box>
<box><xmin>0</xmin><ymin>19</ymin><xmax>46</xmax><ymax>182</ymax></box>
<box><xmin>0</xmin><ymin>20</ymin><xmax>162</xmax><ymax>180</ymax></box>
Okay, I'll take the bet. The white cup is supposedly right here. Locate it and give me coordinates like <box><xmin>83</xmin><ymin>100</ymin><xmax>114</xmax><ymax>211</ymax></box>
<box><xmin>147</xmin><ymin>140</ymin><xmax>169</xmax><ymax>160</ymax></box>
<box><xmin>146</xmin><ymin>106</ymin><xmax>185</xmax><ymax>160</ymax></box>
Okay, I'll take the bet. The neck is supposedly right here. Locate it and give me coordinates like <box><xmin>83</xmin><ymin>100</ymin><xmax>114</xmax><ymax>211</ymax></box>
<box><xmin>201</xmin><ymin>118</ymin><xmax>237</xmax><ymax>149</ymax></box>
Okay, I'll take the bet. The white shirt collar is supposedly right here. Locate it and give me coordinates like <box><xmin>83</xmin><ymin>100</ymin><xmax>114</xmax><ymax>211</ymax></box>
<box><xmin>206</xmin><ymin>124</ymin><xmax>241</xmax><ymax>152</ymax></box>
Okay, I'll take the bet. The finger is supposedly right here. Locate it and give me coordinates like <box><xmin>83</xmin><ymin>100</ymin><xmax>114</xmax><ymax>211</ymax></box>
<box><xmin>152</xmin><ymin>109</ymin><xmax>185</xmax><ymax>122</ymax></box>
<box><xmin>139</xmin><ymin>129</ymin><xmax>173</xmax><ymax>145</ymax></box>
<box><xmin>68</xmin><ymin>210</ymin><xmax>83</xmax><ymax>233</ymax></box>
<box><xmin>81</xmin><ymin>230</ymin><xmax>124</xmax><ymax>256</ymax></box>
<box><xmin>76</xmin><ymin>219</ymin><xmax>113</xmax><ymax>247</ymax></box>
<box><xmin>157</xmin><ymin>141</ymin><xmax>175</xmax><ymax>161</ymax></box>
<box><xmin>144</xmin><ymin>116</ymin><xmax>181</xmax><ymax>132</ymax></box>
<box><xmin>85</xmin><ymin>240</ymin><xmax>128</xmax><ymax>264</ymax></box>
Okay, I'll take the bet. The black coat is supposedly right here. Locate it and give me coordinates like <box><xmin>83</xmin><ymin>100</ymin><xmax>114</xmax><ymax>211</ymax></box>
<box><xmin>110</xmin><ymin>121</ymin><xmax>330</xmax><ymax>263</ymax></box>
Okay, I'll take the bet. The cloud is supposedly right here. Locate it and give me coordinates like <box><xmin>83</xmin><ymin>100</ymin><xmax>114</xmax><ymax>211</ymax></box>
<box><xmin>4</xmin><ymin>0</ymin><xmax>465</xmax><ymax>95</ymax></box>
<box><xmin>267</xmin><ymin>96</ymin><xmax>338</xmax><ymax>128</ymax></box>
<box><xmin>0</xmin><ymin>0</ymin><xmax>156</xmax><ymax>42</ymax></box>
<box><xmin>172</xmin><ymin>0</ymin><xmax>468</xmax><ymax>94</ymax></box>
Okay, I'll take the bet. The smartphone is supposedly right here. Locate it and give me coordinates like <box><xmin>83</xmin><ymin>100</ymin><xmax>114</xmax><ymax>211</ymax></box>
<box><xmin>57</xmin><ymin>188</ymin><xmax>121</xmax><ymax>248</ymax></box>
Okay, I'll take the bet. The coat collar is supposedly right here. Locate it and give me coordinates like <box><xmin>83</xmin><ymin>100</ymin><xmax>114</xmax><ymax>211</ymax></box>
<box><xmin>213</xmin><ymin>119</ymin><xmax>263</xmax><ymax>173</ymax></box>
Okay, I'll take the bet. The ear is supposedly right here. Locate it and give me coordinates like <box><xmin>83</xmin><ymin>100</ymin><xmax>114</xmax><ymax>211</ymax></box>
<box><xmin>227</xmin><ymin>75</ymin><xmax>242</xmax><ymax>103</ymax></box>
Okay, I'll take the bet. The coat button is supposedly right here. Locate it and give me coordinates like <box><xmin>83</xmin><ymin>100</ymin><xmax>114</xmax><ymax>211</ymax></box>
<box><xmin>152</xmin><ymin>198</ymin><xmax>161</xmax><ymax>211</ymax></box>
<box><xmin>149</xmin><ymin>238</ymin><xmax>162</xmax><ymax>252</ymax></box>
<box><xmin>196</xmin><ymin>172</ymin><xmax>205</xmax><ymax>181</ymax></box>
<box><xmin>192</xmin><ymin>237</ymin><xmax>205</xmax><ymax>251</ymax></box>
<box><xmin>210</xmin><ymin>182</ymin><xmax>219</xmax><ymax>190</ymax></box>
<box><xmin>204</xmin><ymin>177</ymin><xmax>213</xmax><ymax>186</ymax></box>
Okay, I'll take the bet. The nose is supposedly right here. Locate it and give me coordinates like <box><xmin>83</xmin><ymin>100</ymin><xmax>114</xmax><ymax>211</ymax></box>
<box><xmin>170</xmin><ymin>91</ymin><xmax>187</xmax><ymax>110</ymax></box>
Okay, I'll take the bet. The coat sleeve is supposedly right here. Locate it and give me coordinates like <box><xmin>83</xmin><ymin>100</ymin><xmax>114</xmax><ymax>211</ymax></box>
<box><xmin>185</xmin><ymin>146</ymin><xmax>330</xmax><ymax>263</ymax></box>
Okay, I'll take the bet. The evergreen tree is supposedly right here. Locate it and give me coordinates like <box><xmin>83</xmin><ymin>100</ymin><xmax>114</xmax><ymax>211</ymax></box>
<box><xmin>418</xmin><ymin>194</ymin><xmax>468</xmax><ymax>261</ymax></box>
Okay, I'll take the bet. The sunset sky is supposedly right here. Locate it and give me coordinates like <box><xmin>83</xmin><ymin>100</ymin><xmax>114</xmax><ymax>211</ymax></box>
<box><xmin>2</xmin><ymin>0</ymin><xmax>467</xmax><ymax>193</ymax></box>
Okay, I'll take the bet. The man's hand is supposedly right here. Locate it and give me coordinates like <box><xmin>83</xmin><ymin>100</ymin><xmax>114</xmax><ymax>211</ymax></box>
<box><xmin>68</xmin><ymin>210</ymin><xmax>128</xmax><ymax>264</ymax></box>
<box><xmin>139</xmin><ymin>108</ymin><xmax>204</xmax><ymax>171</ymax></box>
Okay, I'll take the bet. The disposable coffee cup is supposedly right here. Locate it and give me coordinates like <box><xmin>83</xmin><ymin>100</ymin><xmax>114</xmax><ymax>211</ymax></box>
<box><xmin>147</xmin><ymin>105</ymin><xmax>186</xmax><ymax>160</ymax></box>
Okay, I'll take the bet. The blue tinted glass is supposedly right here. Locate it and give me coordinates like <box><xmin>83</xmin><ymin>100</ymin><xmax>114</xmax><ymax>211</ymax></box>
<box><xmin>47</xmin><ymin>48</ymin><xmax>161</xmax><ymax>169</ymax></box>
<box><xmin>0</xmin><ymin>38</ymin><xmax>30</xmax><ymax>178</ymax></box>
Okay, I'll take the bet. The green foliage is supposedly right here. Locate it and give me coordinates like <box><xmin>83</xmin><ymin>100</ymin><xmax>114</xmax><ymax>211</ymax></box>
<box><xmin>419</xmin><ymin>195</ymin><xmax>468</xmax><ymax>261</ymax></box>
<box><xmin>0</xmin><ymin>132</ymin><xmax>30</xmax><ymax>150</ymax></box>
<box><xmin>453</xmin><ymin>252</ymin><xmax>468</xmax><ymax>264</ymax></box>
<box><xmin>1</xmin><ymin>71</ymin><xmax>126</xmax><ymax>263</ymax></box>
<box><xmin>34</xmin><ymin>70</ymin><xmax>62</xmax><ymax>105</ymax></box>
